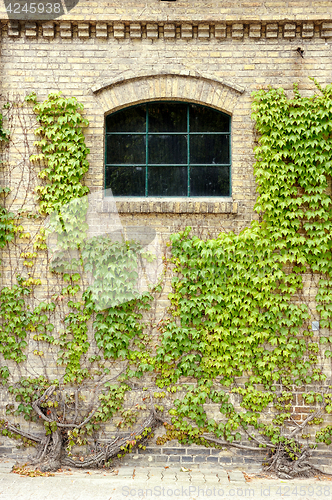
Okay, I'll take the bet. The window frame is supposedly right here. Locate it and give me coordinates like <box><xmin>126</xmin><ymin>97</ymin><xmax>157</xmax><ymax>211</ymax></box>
<box><xmin>104</xmin><ymin>101</ymin><xmax>232</xmax><ymax>198</ymax></box>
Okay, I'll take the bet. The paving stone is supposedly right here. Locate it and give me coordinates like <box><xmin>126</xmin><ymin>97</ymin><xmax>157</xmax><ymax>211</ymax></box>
<box><xmin>228</xmin><ymin>470</ymin><xmax>245</xmax><ymax>482</ymax></box>
<box><xmin>217</xmin><ymin>470</ymin><xmax>230</xmax><ymax>482</ymax></box>
<box><xmin>0</xmin><ymin>461</ymin><xmax>15</xmax><ymax>473</ymax></box>
<box><xmin>0</xmin><ymin>468</ymin><xmax>331</xmax><ymax>500</ymax></box>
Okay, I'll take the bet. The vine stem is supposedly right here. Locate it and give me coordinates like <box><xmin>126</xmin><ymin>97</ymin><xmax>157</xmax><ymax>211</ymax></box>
<box><xmin>32</xmin><ymin>384</ymin><xmax>98</xmax><ymax>429</ymax></box>
<box><xmin>5</xmin><ymin>423</ymin><xmax>43</xmax><ymax>443</ymax></box>
<box><xmin>62</xmin><ymin>410</ymin><xmax>159</xmax><ymax>468</ymax></box>
<box><xmin>30</xmin><ymin>436</ymin><xmax>50</xmax><ymax>465</ymax></box>
<box><xmin>289</xmin><ymin>407</ymin><xmax>324</xmax><ymax>438</ymax></box>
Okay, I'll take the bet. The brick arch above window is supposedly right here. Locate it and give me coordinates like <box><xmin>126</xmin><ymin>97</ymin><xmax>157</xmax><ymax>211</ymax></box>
<box><xmin>91</xmin><ymin>72</ymin><xmax>245</xmax><ymax>117</ymax></box>
<box><xmin>92</xmin><ymin>72</ymin><xmax>245</xmax><ymax>214</ymax></box>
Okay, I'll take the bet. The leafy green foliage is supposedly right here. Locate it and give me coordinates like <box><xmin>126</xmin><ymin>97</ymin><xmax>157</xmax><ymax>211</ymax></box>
<box><xmin>0</xmin><ymin>205</ymin><xmax>15</xmax><ymax>249</ymax></box>
<box><xmin>156</xmin><ymin>81</ymin><xmax>332</xmax><ymax>456</ymax></box>
<box><xmin>7</xmin><ymin>376</ymin><xmax>55</xmax><ymax>421</ymax></box>
<box><xmin>55</xmin><ymin>296</ymin><xmax>92</xmax><ymax>384</ymax></box>
<box><xmin>93</xmin><ymin>291</ymin><xmax>152</xmax><ymax>363</ymax></box>
<box><xmin>26</xmin><ymin>91</ymin><xmax>90</xmax><ymax>214</ymax></box>
<box><xmin>0</xmin><ymin>110</ymin><xmax>10</xmax><ymax>143</ymax></box>
<box><xmin>0</xmin><ymin>277</ymin><xmax>57</xmax><ymax>364</ymax></box>
<box><xmin>4</xmin><ymin>83</ymin><xmax>332</xmax><ymax>469</ymax></box>
<box><xmin>82</xmin><ymin>236</ymin><xmax>145</xmax><ymax>311</ymax></box>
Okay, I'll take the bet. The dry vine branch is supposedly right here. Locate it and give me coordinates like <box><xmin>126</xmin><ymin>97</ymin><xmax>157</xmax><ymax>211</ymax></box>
<box><xmin>62</xmin><ymin>410</ymin><xmax>159</xmax><ymax>469</ymax></box>
<box><xmin>5</xmin><ymin>423</ymin><xmax>43</xmax><ymax>444</ymax></box>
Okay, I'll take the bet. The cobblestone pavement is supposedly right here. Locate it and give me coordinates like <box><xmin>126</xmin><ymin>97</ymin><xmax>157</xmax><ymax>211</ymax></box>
<box><xmin>1</xmin><ymin>459</ymin><xmax>332</xmax><ymax>499</ymax></box>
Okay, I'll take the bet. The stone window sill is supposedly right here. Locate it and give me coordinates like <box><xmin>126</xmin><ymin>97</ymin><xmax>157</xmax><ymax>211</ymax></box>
<box><xmin>100</xmin><ymin>197</ymin><xmax>237</xmax><ymax>214</ymax></box>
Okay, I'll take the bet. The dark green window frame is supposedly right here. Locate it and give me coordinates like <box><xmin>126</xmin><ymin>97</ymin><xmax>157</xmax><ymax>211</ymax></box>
<box><xmin>105</xmin><ymin>101</ymin><xmax>231</xmax><ymax>197</ymax></box>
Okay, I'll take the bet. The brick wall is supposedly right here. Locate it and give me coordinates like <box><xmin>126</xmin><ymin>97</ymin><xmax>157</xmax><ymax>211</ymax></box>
<box><xmin>1</xmin><ymin>1</ymin><xmax>332</xmax><ymax>470</ymax></box>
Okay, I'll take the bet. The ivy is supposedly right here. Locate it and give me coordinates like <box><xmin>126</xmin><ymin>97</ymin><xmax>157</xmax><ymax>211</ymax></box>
<box><xmin>0</xmin><ymin>277</ymin><xmax>58</xmax><ymax>365</ymax></box>
<box><xmin>0</xmin><ymin>110</ymin><xmax>14</xmax><ymax>256</ymax></box>
<box><xmin>7</xmin><ymin>376</ymin><xmax>55</xmax><ymax>421</ymax></box>
<box><xmin>0</xmin><ymin>195</ymin><xmax>15</xmax><ymax>249</ymax></box>
<box><xmin>55</xmin><ymin>298</ymin><xmax>92</xmax><ymax>385</ymax></box>
<box><xmin>26</xmin><ymin>91</ymin><xmax>90</xmax><ymax>214</ymax></box>
<box><xmin>155</xmin><ymin>81</ymin><xmax>332</xmax><ymax>461</ymax></box>
<box><xmin>4</xmin><ymin>83</ymin><xmax>332</xmax><ymax>473</ymax></box>
<box><xmin>0</xmin><ymin>108</ymin><xmax>10</xmax><ymax>143</ymax></box>
<box><xmin>0</xmin><ymin>279</ymin><xmax>32</xmax><ymax>363</ymax></box>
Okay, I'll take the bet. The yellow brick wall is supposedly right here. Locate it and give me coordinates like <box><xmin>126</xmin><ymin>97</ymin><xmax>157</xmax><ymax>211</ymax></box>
<box><xmin>0</xmin><ymin>18</ymin><xmax>331</xmax><ymax>236</ymax></box>
<box><xmin>1</xmin><ymin>3</ymin><xmax>332</xmax><ymax>469</ymax></box>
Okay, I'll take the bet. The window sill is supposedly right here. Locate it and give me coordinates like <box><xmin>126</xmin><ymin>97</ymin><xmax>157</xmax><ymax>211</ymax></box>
<box><xmin>100</xmin><ymin>197</ymin><xmax>237</xmax><ymax>214</ymax></box>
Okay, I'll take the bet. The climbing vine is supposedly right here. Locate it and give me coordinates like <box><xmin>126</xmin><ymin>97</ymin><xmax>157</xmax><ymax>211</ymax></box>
<box><xmin>26</xmin><ymin>91</ymin><xmax>90</xmax><ymax>214</ymax></box>
<box><xmin>3</xmin><ymin>82</ymin><xmax>332</xmax><ymax>478</ymax></box>
<box><xmin>0</xmin><ymin>110</ymin><xmax>14</xmax><ymax>253</ymax></box>
<box><xmin>153</xmin><ymin>80</ymin><xmax>332</xmax><ymax>478</ymax></box>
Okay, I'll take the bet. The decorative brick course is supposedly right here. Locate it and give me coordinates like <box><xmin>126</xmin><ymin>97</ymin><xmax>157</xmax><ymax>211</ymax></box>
<box><xmin>0</xmin><ymin>21</ymin><xmax>330</xmax><ymax>41</ymax></box>
<box><xmin>59</xmin><ymin>22</ymin><xmax>72</xmax><ymax>38</ymax></box>
<box><xmin>42</xmin><ymin>22</ymin><xmax>55</xmax><ymax>38</ymax></box>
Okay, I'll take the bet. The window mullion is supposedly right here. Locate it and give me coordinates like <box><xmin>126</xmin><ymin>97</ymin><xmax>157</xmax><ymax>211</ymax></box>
<box><xmin>229</xmin><ymin>113</ymin><xmax>232</xmax><ymax>197</ymax></box>
<box><xmin>146</xmin><ymin>104</ymin><xmax>149</xmax><ymax>197</ymax></box>
<box><xmin>187</xmin><ymin>104</ymin><xmax>190</xmax><ymax>197</ymax></box>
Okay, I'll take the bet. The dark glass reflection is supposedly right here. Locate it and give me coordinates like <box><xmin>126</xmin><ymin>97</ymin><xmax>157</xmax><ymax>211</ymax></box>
<box><xmin>190</xmin><ymin>166</ymin><xmax>230</xmax><ymax>196</ymax></box>
<box><xmin>190</xmin><ymin>134</ymin><xmax>230</xmax><ymax>164</ymax></box>
<box><xmin>149</xmin><ymin>135</ymin><xmax>187</xmax><ymax>164</ymax></box>
<box><xmin>148</xmin><ymin>167</ymin><xmax>187</xmax><ymax>196</ymax></box>
<box><xmin>148</xmin><ymin>102</ymin><xmax>187</xmax><ymax>132</ymax></box>
<box><xmin>106</xmin><ymin>105</ymin><xmax>146</xmax><ymax>132</ymax></box>
<box><xmin>106</xmin><ymin>166</ymin><xmax>145</xmax><ymax>196</ymax></box>
<box><xmin>190</xmin><ymin>104</ymin><xmax>230</xmax><ymax>133</ymax></box>
<box><xmin>106</xmin><ymin>135</ymin><xmax>146</xmax><ymax>164</ymax></box>
<box><xmin>105</xmin><ymin>102</ymin><xmax>231</xmax><ymax>197</ymax></box>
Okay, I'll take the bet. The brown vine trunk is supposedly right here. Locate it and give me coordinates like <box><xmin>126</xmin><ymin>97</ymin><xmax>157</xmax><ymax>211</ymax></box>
<box><xmin>266</xmin><ymin>445</ymin><xmax>327</xmax><ymax>479</ymax></box>
<box><xmin>24</xmin><ymin>411</ymin><xmax>160</xmax><ymax>472</ymax></box>
<box><xmin>32</xmin><ymin>429</ymin><xmax>62</xmax><ymax>472</ymax></box>
<box><xmin>62</xmin><ymin>411</ymin><xmax>159</xmax><ymax>470</ymax></box>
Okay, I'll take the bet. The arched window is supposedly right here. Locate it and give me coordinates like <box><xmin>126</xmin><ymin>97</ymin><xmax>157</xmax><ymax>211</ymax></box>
<box><xmin>105</xmin><ymin>102</ymin><xmax>231</xmax><ymax>197</ymax></box>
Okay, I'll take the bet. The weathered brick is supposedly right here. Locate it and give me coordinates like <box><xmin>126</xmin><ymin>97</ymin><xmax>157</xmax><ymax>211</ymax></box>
<box><xmin>162</xmin><ymin>448</ymin><xmax>183</xmax><ymax>455</ymax></box>
<box><xmin>0</xmin><ymin>0</ymin><xmax>331</xmax><ymax>468</ymax></box>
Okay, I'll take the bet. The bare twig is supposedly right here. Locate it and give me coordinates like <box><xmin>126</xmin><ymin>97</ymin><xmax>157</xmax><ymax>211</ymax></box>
<box><xmin>62</xmin><ymin>410</ymin><xmax>159</xmax><ymax>468</ymax></box>
<box><xmin>74</xmin><ymin>390</ymin><xmax>78</xmax><ymax>424</ymax></box>
<box><xmin>290</xmin><ymin>416</ymin><xmax>301</xmax><ymax>429</ymax></box>
<box><xmin>289</xmin><ymin>407</ymin><xmax>324</xmax><ymax>438</ymax></box>
<box><xmin>243</xmin><ymin>427</ymin><xmax>273</xmax><ymax>449</ymax></box>
<box><xmin>266</xmin><ymin>443</ymin><xmax>282</xmax><ymax>471</ymax></box>
<box><xmin>32</xmin><ymin>384</ymin><xmax>98</xmax><ymax>429</ymax></box>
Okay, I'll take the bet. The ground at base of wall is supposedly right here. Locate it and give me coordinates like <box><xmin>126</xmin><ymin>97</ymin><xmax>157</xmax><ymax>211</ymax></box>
<box><xmin>1</xmin><ymin>459</ymin><xmax>332</xmax><ymax>500</ymax></box>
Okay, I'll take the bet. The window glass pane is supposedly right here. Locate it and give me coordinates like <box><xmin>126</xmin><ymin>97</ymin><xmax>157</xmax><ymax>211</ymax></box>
<box><xmin>106</xmin><ymin>105</ymin><xmax>146</xmax><ymax>132</ymax></box>
<box><xmin>148</xmin><ymin>102</ymin><xmax>187</xmax><ymax>132</ymax></box>
<box><xmin>106</xmin><ymin>135</ymin><xmax>146</xmax><ymax>164</ymax></box>
<box><xmin>106</xmin><ymin>166</ymin><xmax>145</xmax><ymax>196</ymax></box>
<box><xmin>190</xmin><ymin>134</ymin><xmax>230</xmax><ymax>164</ymax></box>
<box><xmin>190</xmin><ymin>105</ymin><xmax>230</xmax><ymax>133</ymax></box>
<box><xmin>148</xmin><ymin>135</ymin><xmax>187</xmax><ymax>164</ymax></box>
<box><xmin>105</xmin><ymin>102</ymin><xmax>232</xmax><ymax>197</ymax></box>
<box><xmin>190</xmin><ymin>166</ymin><xmax>230</xmax><ymax>196</ymax></box>
<box><xmin>148</xmin><ymin>166</ymin><xmax>187</xmax><ymax>196</ymax></box>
